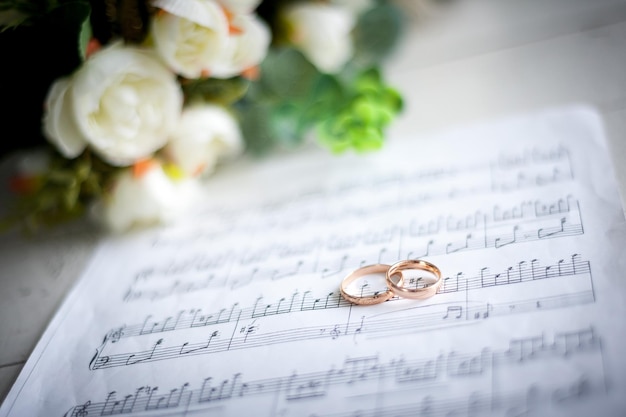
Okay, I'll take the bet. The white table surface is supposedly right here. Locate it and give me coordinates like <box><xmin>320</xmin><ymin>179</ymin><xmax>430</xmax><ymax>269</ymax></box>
<box><xmin>1</xmin><ymin>0</ymin><xmax>626</xmax><ymax>403</ymax></box>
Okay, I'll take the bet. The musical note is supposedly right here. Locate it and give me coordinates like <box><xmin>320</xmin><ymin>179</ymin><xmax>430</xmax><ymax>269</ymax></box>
<box><xmin>271</xmin><ymin>260</ymin><xmax>304</xmax><ymax>281</ymax></box>
<box><xmin>67</xmin><ymin>327</ymin><xmax>605</xmax><ymax>416</ymax></box>
<box><xmin>538</xmin><ymin>217</ymin><xmax>567</xmax><ymax>238</ymax></box>
<box><xmin>407</xmin><ymin>240</ymin><xmax>434</xmax><ymax>259</ymax></box>
<box><xmin>321</xmin><ymin>255</ymin><xmax>348</xmax><ymax>278</ymax></box>
<box><xmin>180</xmin><ymin>331</ymin><xmax>219</xmax><ymax>355</ymax></box>
<box><xmin>95</xmin><ymin>255</ymin><xmax>594</xmax><ymax>352</ymax></box>
<box><xmin>19</xmin><ymin>121</ymin><xmax>626</xmax><ymax>417</ymax></box>
<box><xmin>494</xmin><ymin>225</ymin><xmax>519</xmax><ymax>248</ymax></box>
<box><xmin>443</xmin><ymin>306</ymin><xmax>463</xmax><ymax>319</ymax></box>
<box><xmin>446</xmin><ymin>234</ymin><xmax>473</xmax><ymax>254</ymax></box>
<box><xmin>126</xmin><ymin>339</ymin><xmax>163</xmax><ymax>365</ymax></box>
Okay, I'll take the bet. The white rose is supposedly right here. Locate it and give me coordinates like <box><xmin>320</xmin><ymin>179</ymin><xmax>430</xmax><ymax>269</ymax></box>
<box><xmin>151</xmin><ymin>0</ymin><xmax>230</xmax><ymax>78</ymax></box>
<box><xmin>98</xmin><ymin>162</ymin><xmax>200</xmax><ymax>232</ymax></box>
<box><xmin>283</xmin><ymin>3</ymin><xmax>356</xmax><ymax>73</ymax></box>
<box><xmin>218</xmin><ymin>0</ymin><xmax>261</xmax><ymax>14</ymax></box>
<box><xmin>211</xmin><ymin>13</ymin><xmax>271</xmax><ymax>79</ymax></box>
<box><xmin>164</xmin><ymin>104</ymin><xmax>243</xmax><ymax>176</ymax></box>
<box><xmin>43</xmin><ymin>43</ymin><xmax>182</xmax><ymax>166</ymax></box>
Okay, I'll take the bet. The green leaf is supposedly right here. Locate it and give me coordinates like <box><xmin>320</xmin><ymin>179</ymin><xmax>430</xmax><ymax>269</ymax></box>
<box><xmin>0</xmin><ymin>8</ymin><xmax>27</xmax><ymax>30</ymax></box>
<box><xmin>1</xmin><ymin>150</ymin><xmax>118</xmax><ymax>233</ymax></box>
<box><xmin>237</xmin><ymin>103</ymin><xmax>276</xmax><ymax>155</ymax></box>
<box><xmin>299</xmin><ymin>74</ymin><xmax>345</xmax><ymax>125</ymax></box>
<box><xmin>46</xmin><ymin>1</ymin><xmax>92</xmax><ymax>61</ymax></box>
<box><xmin>353</xmin><ymin>4</ymin><xmax>404</xmax><ymax>66</ymax></box>
<box><xmin>259</xmin><ymin>47</ymin><xmax>320</xmax><ymax>100</ymax></box>
<box><xmin>182</xmin><ymin>77</ymin><xmax>251</xmax><ymax>105</ymax></box>
<box><xmin>270</xmin><ymin>102</ymin><xmax>308</xmax><ymax>146</ymax></box>
<box><xmin>78</xmin><ymin>8</ymin><xmax>91</xmax><ymax>60</ymax></box>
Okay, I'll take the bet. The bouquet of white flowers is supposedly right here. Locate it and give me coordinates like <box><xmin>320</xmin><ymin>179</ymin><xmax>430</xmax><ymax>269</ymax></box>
<box><xmin>0</xmin><ymin>0</ymin><xmax>405</xmax><ymax>232</ymax></box>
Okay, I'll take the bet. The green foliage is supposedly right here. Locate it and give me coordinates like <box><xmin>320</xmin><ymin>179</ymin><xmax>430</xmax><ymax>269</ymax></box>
<box><xmin>239</xmin><ymin>58</ymin><xmax>403</xmax><ymax>155</ymax></box>
<box><xmin>78</xmin><ymin>6</ymin><xmax>91</xmax><ymax>59</ymax></box>
<box><xmin>237</xmin><ymin>47</ymin><xmax>326</xmax><ymax>154</ymax></box>
<box><xmin>48</xmin><ymin>1</ymin><xmax>91</xmax><ymax>60</ymax></box>
<box><xmin>0</xmin><ymin>0</ymin><xmax>91</xmax><ymax>155</ymax></box>
<box><xmin>256</xmin><ymin>47</ymin><xmax>320</xmax><ymax>101</ymax></box>
<box><xmin>317</xmin><ymin>68</ymin><xmax>403</xmax><ymax>154</ymax></box>
<box><xmin>353</xmin><ymin>3</ymin><xmax>404</xmax><ymax>66</ymax></box>
<box><xmin>238</xmin><ymin>0</ymin><xmax>405</xmax><ymax>155</ymax></box>
<box><xmin>0</xmin><ymin>0</ymin><xmax>90</xmax><ymax>28</ymax></box>
<box><xmin>182</xmin><ymin>77</ymin><xmax>251</xmax><ymax>106</ymax></box>
<box><xmin>237</xmin><ymin>102</ymin><xmax>276</xmax><ymax>154</ymax></box>
<box><xmin>1</xmin><ymin>151</ymin><xmax>116</xmax><ymax>232</ymax></box>
<box><xmin>1</xmin><ymin>0</ymin><xmax>407</xmax><ymax>232</ymax></box>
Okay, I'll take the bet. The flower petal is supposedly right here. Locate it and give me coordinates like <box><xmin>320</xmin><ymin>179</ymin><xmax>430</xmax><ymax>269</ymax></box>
<box><xmin>217</xmin><ymin>0</ymin><xmax>262</xmax><ymax>14</ymax></box>
<box><xmin>70</xmin><ymin>44</ymin><xmax>182</xmax><ymax>166</ymax></box>
<box><xmin>283</xmin><ymin>3</ymin><xmax>356</xmax><ymax>73</ymax></box>
<box><xmin>165</xmin><ymin>104</ymin><xmax>243</xmax><ymax>176</ymax></box>
<box><xmin>151</xmin><ymin>0</ymin><xmax>230</xmax><ymax>78</ymax></box>
<box><xmin>211</xmin><ymin>13</ymin><xmax>271</xmax><ymax>79</ymax></box>
<box><xmin>42</xmin><ymin>77</ymin><xmax>87</xmax><ymax>158</ymax></box>
<box><xmin>100</xmin><ymin>164</ymin><xmax>200</xmax><ymax>232</ymax></box>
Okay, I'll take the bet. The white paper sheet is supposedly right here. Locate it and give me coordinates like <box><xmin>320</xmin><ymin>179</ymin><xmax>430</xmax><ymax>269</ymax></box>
<box><xmin>1</xmin><ymin>106</ymin><xmax>625</xmax><ymax>417</ymax></box>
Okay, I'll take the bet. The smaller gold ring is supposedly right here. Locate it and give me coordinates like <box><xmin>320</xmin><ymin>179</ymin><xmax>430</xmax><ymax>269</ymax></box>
<box><xmin>340</xmin><ymin>264</ymin><xmax>401</xmax><ymax>305</ymax></box>
<box><xmin>386</xmin><ymin>259</ymin><xmax>442</xmax><ymax>300</ymax></box>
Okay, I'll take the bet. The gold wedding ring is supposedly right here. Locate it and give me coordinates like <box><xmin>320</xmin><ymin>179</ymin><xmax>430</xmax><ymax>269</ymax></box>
<box><xmin>340</xmin><ymin>264</ymin><xmax>402</xmax><ymax>305</ymax></box>
<box><xmin>386</xmin><ymin>259</ymin><xmax>442</xmax><ymax>300</ymax></box>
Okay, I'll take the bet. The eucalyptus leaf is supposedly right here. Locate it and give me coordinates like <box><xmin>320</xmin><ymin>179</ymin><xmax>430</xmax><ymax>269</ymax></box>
<box><xmin>259</xmin><ymin>47</ymin><xmax>320</xmax><ymax>100</ymax></box>
<box><xmin>78</xmin><ymin>8</ymin><xmax>91</xmax><ymax>60</ymax></box>
<box><xmin>353</xmin><ymin>4</ymin><xmax>404</xmax><ymax>66</ymax></box>
<box><xmin>238</xmin><ymin>103</ymin><xmax>277</xmax><ymax>155</ymax></box>
<box><xmin>270</xmin><ymin>102</ymin><xmax>306</xmax><ymax>146</ymax></box>
<box><xmin>300</xmin><ymin>74</ymin><xmax>346</xmax><ymax>124</ymax></box>
<box><xmin>45</xmin><ymin>1</ymin><xmax>92</xmax><ymax>61</ymax></box>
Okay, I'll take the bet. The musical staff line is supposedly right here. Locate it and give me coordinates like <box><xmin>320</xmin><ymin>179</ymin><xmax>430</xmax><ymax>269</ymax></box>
<box><xmin>73</xmin><ymin>327</ymin><xmax>599</xmax><ymax>416</ymax></box>
<box><xmin>151</xmin><ymin>146</ymin><xmax>572</xmax><ymax>247</ymax></box>
<box><xmin>124</xmin><ymin>210</ymin><xmax>584</xmax><ymax>300</ymax></box>
<box><xmin>89</xmin><ymin>291</ymin><xmax>594</xmax><ymax>370</ymax></box>
<box><xmin>105</xmin><ymin>255</ymin><xmax>591</xmax><ymax>344</ymax></box>
<box><xmin>311</xmin><ymin>378</ymin><xmax>597</xmax><ymax>417</ymax></box>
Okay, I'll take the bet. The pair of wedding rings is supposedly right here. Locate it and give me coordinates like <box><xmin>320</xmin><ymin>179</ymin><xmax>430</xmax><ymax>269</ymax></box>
<box><xmin>339</xmin><ymin>259</ymin><xmax>442</xmax><ymax>305</ymax></box>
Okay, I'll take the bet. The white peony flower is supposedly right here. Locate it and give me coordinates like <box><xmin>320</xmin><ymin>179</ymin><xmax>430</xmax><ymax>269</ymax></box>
<box><xmin>164</xmin><ymin>104</ymin><xmax>243</xmax><ymax>176</ymax></box>
<box><xmin>151</xmin><ymin>0</ymin><xmax>230</xmax><ymax>78</ymax></box>
<box><xmin>211</xmin><ymin>13</ymin><xmax>271</xmax><ymax>79</ymax></box>
<box><xmin>283</xmin><ymin>3</ymin><xmax>356</xmax><ymax>73</ymax></box>
<box><xmin>218</xmin><ymin>0</ymin><xmax>261</xmax><ymax>14</ymax></box>
<box><xmin>43</xmin><ymin>43</ymin><xmax>182</xmax><ymax>166</ymax></box>
<box><xmin>99</xmin><ymin>162</ymin><xmax>200</xmax><ymax>232</ymax></box>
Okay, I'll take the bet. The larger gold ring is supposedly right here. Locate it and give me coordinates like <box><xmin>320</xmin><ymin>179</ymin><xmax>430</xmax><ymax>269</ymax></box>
<box><xmin>386</xmin><ymin>259</ymin><xmax>442</xmax><ymax>300</ymax></box>
<box><xmin>340</xmin><ymin>264</ymin><xmax>402</xmax><ymax>305</ymax></box>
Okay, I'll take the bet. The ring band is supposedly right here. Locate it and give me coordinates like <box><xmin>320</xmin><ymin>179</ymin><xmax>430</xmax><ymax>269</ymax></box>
<box><xmin>386</xmin><ymin>259</ymin><xmax>442</xmax><ymax>299</ymax></box>
<box><xmin>340</xmin><ymin>264</ymin><xmax>402</xmax><ymax>305</ymax></box>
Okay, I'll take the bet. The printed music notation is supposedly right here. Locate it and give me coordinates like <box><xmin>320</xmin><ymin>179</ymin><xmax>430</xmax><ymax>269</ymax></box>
<box><xmin>4</xmin><ymin>112</ymin><xmax>626</xmax><ymax>417</ymax></box>
<box><xmin>89</xmin><ymin>291</ymin><xmax>595</xmax><ymax>370</ymax></box>
<box><xmin>71</xmin><ymin>327</ymin><xmax>603</xmax><ymax>417</ymax></box>
<box><xmin>149</xmin><ymin>145</ymin><xmax>573</xmax><ymax>246</ymax></box>
<box><xmin>109</xmin><ymin>254</ymin><xmax>592</xmax><ymax>343</ymax></box>
<box><xmin>123</xmin><ymin>196</ymin><xmax>584</xmax><ymax>302</ymax></box>
<box><xmin>90</xmin><ymin>254</ymin><xmax>594</xmax><ymax>370</ymax></box>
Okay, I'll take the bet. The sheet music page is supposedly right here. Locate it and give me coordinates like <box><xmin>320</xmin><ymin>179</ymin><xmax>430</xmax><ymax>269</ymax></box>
<box><xmin>1</xmin><ymin>106</ymin><xmax>625</xmax><ymax>417</ymax></box>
